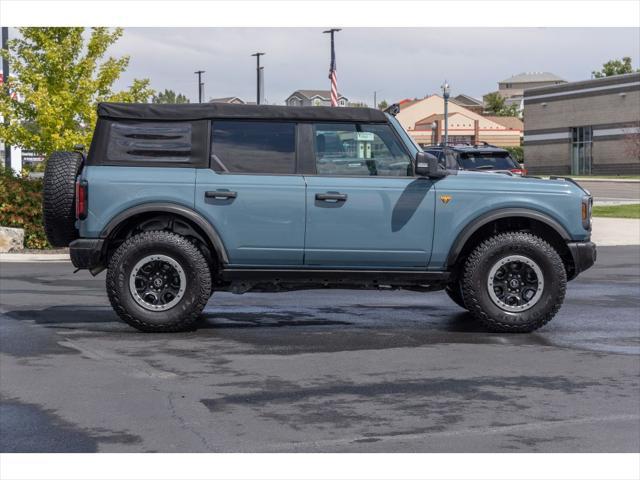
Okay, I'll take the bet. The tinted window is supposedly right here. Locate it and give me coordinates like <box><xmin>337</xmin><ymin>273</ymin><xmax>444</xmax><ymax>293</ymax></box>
<box><xmin>107</xmin><ymin>121</ymin><xmax>192</xmax><ymax>163</ymax></box>
<box><xmin>313</xmin><ymin>123</ymin><xmax>412</xmax><ymax>176</ymax></box>
<box><xmin>211</xmin><ymin>121</ymin><xmax>296</xmax><ymax>174</ymax></box>
<box><xmin>458</xmin><ymin>153</ymin><xmax>518</xmax><ymax>170</ymax></box>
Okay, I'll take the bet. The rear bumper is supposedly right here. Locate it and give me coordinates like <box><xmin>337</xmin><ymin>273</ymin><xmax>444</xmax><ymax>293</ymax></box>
<box><xmin>567</xmin><ymin>241</ymin><xmax>597</xmax><ymax>279</ymax></box>
<box><xmin>69</xmin><ymin>239</ymin><xmax>105</xmax><ymax>273</ymax></box>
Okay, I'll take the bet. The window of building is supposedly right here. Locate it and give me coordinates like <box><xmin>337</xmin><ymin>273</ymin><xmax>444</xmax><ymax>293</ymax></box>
<box><xmin>211</xmin><ymin>121</ymin><xmax>296</xmax><ymax>174</ymax></box>
<box><xmin>313</xmin><ymin>123</ymin><xmax>412</xmax><ymax>176</ymax></box>
<box><xmin>106</xmin><ymin>121</ymin><xmax>193</xmax><ymax>163</ymax></box>
<box><xmin>571</xmin><ymin>126</ymin><xmax>592</xmax><ymax>175</ymax></box>
<box><xmin>339</xmin><ymin>99</ymin><xmax>346</xmax><ymax>106</ymax></box>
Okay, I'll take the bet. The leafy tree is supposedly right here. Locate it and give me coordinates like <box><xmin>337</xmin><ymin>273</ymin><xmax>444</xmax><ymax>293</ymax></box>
<box><xmin>484</xmin><ymin>92</ymin><xmax>520</xmax><ymax>117</ymax></box>
<box><xmin>152</xmin><ymin>89</ymin><xmax>190</xmax><ymax>104</ymax></box>
<box><xmin>0</xmin><ymin>28</ymin><xmax>154</xmax><ymax>156</ymax></box>
<box><xmin>378</xmin><ymin>100</ymin><xmax>388</xmax><ymax>110</ymax></box>
<box><xmin>592</xmin><ymin>57</ymin><xmax>639</xmax><ymax>78</ymax></box>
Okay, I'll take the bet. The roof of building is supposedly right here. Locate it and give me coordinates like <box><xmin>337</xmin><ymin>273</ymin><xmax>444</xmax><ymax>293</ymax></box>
<box><xmin>415</xmin><ymin>112</ymin><xmax>473</xmax><ymax>125</ymax></box>
<box><xmin>209</xmin><ymin>97</ymin><xmax>245</xmax><ymax>104</ymax></box>
<box><xmin>482</xmin><ymin>115</ymin><xmax>524</xmax><ymax>130</ymax></box>
<box><xmin>500</xmin><ymin>72</ymin><xmax>566</xmax><ymax>84</ymax></box>
<box><xmin>451</xmin><ymin>94</ymin><xmax>483</xmax><ymax>106</ymax></box>
<box><xmin>523</xmin><ymin>71</ymin><xmax>640</xmax><ymax>97</ymax></box>
<box><xmin>97</xmin><ymin>102</ymin><xmax>385</xmax><ymax>122</ymax></box>
<box><xmin>287</xmin><ymin>89</ymin><xmax>346</xmax><ymax>100</ymax></box>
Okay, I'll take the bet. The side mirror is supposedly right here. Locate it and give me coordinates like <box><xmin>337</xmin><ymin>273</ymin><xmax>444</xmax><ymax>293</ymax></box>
<box><xmin>415</xmin><ymin>152</ymin><xmax>447</xmax><ymax>178</ymax></box>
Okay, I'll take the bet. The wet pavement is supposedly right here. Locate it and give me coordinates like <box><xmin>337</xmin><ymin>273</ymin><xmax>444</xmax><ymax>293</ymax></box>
<box><xmin>0</xmin><ymin>246</ymin><xmax>639</xmax><ymax>452</ymax></box>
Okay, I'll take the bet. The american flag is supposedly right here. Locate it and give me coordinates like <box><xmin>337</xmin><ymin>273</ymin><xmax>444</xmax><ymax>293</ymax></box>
<box><xmin>328</xmin><ymin>31</ymin><xmax>338</xmax><ymax>107</ymax></box>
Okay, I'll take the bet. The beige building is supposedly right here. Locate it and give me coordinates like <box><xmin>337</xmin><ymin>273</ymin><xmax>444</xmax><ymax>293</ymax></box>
<box><xmin>523</xmin><ymin>72</ymin><xmax>640</xmax><ymax>175</ymax></box>
<box><xmin>484</xmin><ymin>72</ymin><xmax>566</xmax><ymax>108</ymax></box>
<box><xmin>395</xmin><ymin>95</ymin><xmax>522</xmax><ymax>147</ymax></box>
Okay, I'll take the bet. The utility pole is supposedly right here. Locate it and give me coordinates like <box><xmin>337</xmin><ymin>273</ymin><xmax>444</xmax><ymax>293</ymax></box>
<box><xmin>323</xmin><ymin>29</ymin><xmax>341</xmax><ymax>106</ymax></box>
<box><xmin>374</xmin><ymin>90</ymin><xmax>382</xmax><ymax>109</ymax></box>
<box><xmin>441</xmin><ymin>81</ymin><xmax>450</xmax><ymax>146</ymax></box>
<box><xmin>251</xmin><ymin>52</ymin><xmax>265</xmax><ymax>105</ymax></box>
<box><xmin>2</xmin><ymin>27</ymin><xmax>10</xmax><ymax>169</ymax></box>
<box><xmin>194</xmin><ymin>70</ymin><xmax>205</xmax><ymax>103</ymax></box>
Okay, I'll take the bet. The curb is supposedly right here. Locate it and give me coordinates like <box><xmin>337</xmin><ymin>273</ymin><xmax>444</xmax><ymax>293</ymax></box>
<box><xmin>0</xmin><ymin>253</ymin><xmax>70</xmax><ymax>262</ymax></box>
<box><xmin>572</xmin><ymin>178</ymin><xmax>640</xmax><ymax>184</ymax></box>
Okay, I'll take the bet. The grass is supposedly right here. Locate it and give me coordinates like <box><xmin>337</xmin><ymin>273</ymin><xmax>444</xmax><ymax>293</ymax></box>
<box><xmin>592</xmin><ymin>203</ymin><xmax>640</xmax><ymax>219</ymax></box>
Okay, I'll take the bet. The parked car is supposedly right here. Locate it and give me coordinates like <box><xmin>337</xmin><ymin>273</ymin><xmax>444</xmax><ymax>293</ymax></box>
<box><xmin>423</xmin><ymin>144</ymin><xmax>527</xmax><ymax>175</ymax></box>
<box><xmin>42</xmin><ymin>102</ymin><xmax>595</xmax><ymax>333</ymax></box>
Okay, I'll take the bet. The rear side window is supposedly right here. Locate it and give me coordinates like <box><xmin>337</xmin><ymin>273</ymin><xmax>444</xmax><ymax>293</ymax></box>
<box><xmin>107</xmin><ymin>122</ymin><xmax>193</xmax><ymax>163</ymax></box>
<box><xmin>211</xmin><ymin>121</ymin><xmax>296</xmax><ymax>174</ymax></box>
<box><xmin>458</xmin><ymin>153</ymin><xmax>518</xmax><ymax>170</ymax></box>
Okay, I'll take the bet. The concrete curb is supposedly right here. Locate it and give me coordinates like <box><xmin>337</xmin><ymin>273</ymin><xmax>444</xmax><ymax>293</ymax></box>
<box><xmin>0</xmin><ymin>253</ymin><xmax>70</xmax><ymax>262</ymax></box>
<box><xmin>573</xmin><ymin>178</ymin><xmax>640</xmax><ymax>184</ymax></box>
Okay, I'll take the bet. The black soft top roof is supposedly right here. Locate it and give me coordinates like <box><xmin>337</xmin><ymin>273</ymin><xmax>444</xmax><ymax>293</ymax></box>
<box><xmin>97</xmin><ymin>102</ymin><xmax>388</xmax><ymax>123</ymax></box>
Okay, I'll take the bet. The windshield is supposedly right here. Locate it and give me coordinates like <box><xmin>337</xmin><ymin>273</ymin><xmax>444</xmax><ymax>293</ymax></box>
<box><xmin>459</xmin><ymin>153</ymin><xmax>518</xmax><ymax>170</ymax></box>
<box><xmin>385</xmin><ymin>113</ymin><xmax>421</xmax><ymax>157</ymax></box>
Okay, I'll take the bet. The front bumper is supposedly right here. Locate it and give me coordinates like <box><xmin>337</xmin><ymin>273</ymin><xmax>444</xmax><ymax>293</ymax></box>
<box><xmin>69</xmin><ymin>239</ymin><xmax>105</xmax><ymax>274</ymax></box>
<box><xmin>567</xmin><ymin>241</ymin><xmax>597</xmax><ymax>280</ymax></box>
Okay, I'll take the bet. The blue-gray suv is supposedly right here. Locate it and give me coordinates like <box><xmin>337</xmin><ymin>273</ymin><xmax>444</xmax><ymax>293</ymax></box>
<box><xmin>42</xmin><ymin>102</ymin><xmax>596</xmax><ymax>333</ymax></box>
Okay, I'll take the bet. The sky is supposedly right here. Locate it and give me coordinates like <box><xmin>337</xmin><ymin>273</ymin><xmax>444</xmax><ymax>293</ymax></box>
<box><xmin>8</xmin><ymin>27</ymin><xmax>640</xmax><ymax>105</ymax></box>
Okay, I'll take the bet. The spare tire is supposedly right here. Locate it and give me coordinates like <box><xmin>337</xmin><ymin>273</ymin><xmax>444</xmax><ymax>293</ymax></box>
<box><xmin>42</xmin><ymin>151</ymin><xmax>84</xmax><ymax>247</ymax></box>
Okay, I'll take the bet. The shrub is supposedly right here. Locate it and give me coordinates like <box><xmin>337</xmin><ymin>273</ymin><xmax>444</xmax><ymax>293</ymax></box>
<box><xmin>0</xmin><ymin>167</ymin><xmax>49</xmax><ymax>249</ymax></box>
<box><xmin>505</xmin><ymin>146</ymin><xmax>524</xmax><ymax>164</ymax></box>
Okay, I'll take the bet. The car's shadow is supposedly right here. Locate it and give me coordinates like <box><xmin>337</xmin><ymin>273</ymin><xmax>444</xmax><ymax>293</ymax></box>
<box><xmin>1</xmin><ymin>305</ymin><xmax>555</xmax><ymax>348</ymax></box>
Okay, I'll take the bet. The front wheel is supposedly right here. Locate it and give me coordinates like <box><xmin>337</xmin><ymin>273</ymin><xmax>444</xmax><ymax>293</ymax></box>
<box><xmin>106</xmin><ymin>231</ymin><xmax>212</xmax><ymax>332</ymax></box>
<box><xmin>461</xmin><ymin>232</ymin><xmax>566</xmax><ymax>333</ymax></box>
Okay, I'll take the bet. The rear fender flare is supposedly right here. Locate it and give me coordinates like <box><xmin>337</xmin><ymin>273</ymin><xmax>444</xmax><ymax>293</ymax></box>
<box><xmin>100</xmin><ymin>202</ymin><xmax>229</xmax><ymax>265</ymax></box>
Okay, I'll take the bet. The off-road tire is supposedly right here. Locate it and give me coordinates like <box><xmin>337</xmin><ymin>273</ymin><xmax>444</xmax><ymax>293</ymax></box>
<box><xmin>42</xmin><ymin>151</ymin><xmax>84</xmax><ymax>247</ymax></box>
<box><xmin>445</xmin><ymin>281</ymin><xmax>467</xmax><ymax>309</ymax></box>
<box><xmin>461</xmin><ymin>232</ymin><xmax>566</xmax><ymax>333</ymax></box>
<box><xmin>106</xmin><ymin>231</ymin><xmax>212</xmax><ymax>332</ymax></box>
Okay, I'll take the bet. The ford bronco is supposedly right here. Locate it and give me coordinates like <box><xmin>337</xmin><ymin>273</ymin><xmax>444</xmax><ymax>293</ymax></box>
<box><xmin>42</xmin><ymin>102</ymin><xmax>596</xmax><ymax>333</ymax></box>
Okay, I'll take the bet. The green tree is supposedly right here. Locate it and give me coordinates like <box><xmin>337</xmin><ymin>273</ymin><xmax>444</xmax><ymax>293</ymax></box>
<box><xmin>592</xmin><ymin>56</ymin><xmax>639</xmax><ymax>78</ymax></box>
<box><xmin>0</xmin><ymin>28</ymin><xmax>154</xmax><ymax>156</ymax></box>
<box><xmin>152</xmin><ymin>89</ymin><xmax>190</xmax><ymax>104</ymax></box>
<box><xmin>378</xmin><ymin>100</ymin><xmax>388</xmax><ymax>110</ymax></box>
<box><xmin>484</xmin><ymin>92</ymin><xmax>520</xmax><ymax>117</ymax></box>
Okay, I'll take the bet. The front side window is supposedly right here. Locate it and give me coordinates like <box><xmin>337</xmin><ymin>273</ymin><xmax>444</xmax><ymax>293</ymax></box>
<box><xmin>211</xmin><ymin>121</ymin><xmax>296</xmax><ymax>174</ymax></box>
<box><xmin>313</xmin><ymin>123</ymin><xmax>412</xmax><ymax>176</ymax></box>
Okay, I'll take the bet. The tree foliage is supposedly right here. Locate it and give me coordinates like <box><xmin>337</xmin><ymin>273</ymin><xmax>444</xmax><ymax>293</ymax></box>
<box><xmin>483</xmin><ymin>92</ymin><xmax>520</xmax><ymax>117</ymax></box>
<box><xmin>592</xmin><ymin>57</ymin><xmax>639</xmax><ymax>78</ymax></box>
<box><xmin>152</xmin><ymin>89</ymin><xmax>190</xmax><ymax>104</ymax></box>
<box><xmin>0</xmin><ymin>28</ymin><xmax>154</xmax><ymax>156</ymax></box>
<box><xmin>378</xmin><ymin>100</ymin><xmax>388</xmax><ymax>110</ymax></box>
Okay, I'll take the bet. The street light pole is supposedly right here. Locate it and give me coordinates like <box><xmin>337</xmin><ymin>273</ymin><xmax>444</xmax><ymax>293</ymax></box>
<box><xmin>374</xmin><ymin>90</ymin><xmax>381</xmax><ymax>109</ymax></box>
<box><xmin>194</xmin><ymin>70</ymin><xmax>205</xmax><ymax>103</ymax></box>
<box><xmin>2</xmin><ymin>27</ymin><xmax>10</xmax><ymax>169</ymax></box>
<box><xmin>251</xmin><ymin>52</ymin><xmax>265</xmax><ymax>105</ymax></box>
<box><xmin>441</xmin><ymin>81</ymin><xmax>450</xmax><ymax>146</ymax></box>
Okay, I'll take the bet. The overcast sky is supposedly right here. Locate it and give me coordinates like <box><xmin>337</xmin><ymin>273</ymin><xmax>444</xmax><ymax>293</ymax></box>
<box><xmin>9</xmin><ymin>27</ymin><xmax>640</xmax><ymax>105</ymax></box>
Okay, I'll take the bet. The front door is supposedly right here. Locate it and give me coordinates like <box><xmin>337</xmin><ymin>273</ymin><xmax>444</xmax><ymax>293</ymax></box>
<box><xmin>195</xmin><ymin>120</ymin><xmax>306</xmax><ymax>266</ymax></box>
<box><xmin>304</xmin><ymin>122</ymin><xmax>436</xmax><ymax>268</ymax></box>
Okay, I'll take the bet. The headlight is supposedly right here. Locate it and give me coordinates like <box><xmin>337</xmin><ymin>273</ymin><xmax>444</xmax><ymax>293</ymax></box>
<box><xmin>582</xmin><ymin>196</ymin><xmax>592</xmax><ymax>230</ymax></box>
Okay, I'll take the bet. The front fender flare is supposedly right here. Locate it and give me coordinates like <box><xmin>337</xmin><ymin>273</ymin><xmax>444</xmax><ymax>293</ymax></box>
<box><xmin>445</xmin><ymin>208</ymin><xmax>571</xmax><ymax>268</ymax></box>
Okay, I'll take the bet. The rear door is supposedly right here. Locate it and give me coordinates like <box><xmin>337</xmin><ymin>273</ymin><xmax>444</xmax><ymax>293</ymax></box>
<box><xmin>303</xmin><ymin>122</ymin><xmax>436</xmax><ymax>268</ymax></box>
<box><xmin>195</xmin><ymin>120</ymin><xmax>306</xmax><ymax>266</ymax></box>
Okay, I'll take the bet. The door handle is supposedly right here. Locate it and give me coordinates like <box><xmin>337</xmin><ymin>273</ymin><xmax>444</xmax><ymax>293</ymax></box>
<box><xmin>315</xmin><ymin>192</ymin><xmax>348</xmax><ymax>202</ymax></box>
<box><xmin>205</xmin><ymin>190</ymin><xmax>237</xmax><ymax>199</ymax></box>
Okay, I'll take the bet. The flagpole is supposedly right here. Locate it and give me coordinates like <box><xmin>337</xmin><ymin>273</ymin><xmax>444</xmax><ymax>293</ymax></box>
<box><xmin>323</xmin><ymin>28</ymin><xmax>341</xmax><ymax>107</ymax></box>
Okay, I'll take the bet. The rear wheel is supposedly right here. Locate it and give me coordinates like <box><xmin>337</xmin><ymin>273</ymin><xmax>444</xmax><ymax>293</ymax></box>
<box><xmin>461</xmin><ymin>232</ymin><xmax>566</xmax><ymax>333</ymax></box>
<box><xmin>106</xmin><ymin>231</ymin><xmax>212</xmax><ymax>332</ymax></box>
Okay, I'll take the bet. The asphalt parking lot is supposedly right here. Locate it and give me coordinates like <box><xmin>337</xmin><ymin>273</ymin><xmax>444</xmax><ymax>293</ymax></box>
<box><xmin>1</xmin><ymin>246</ymin><xmax>639</xmax><ymax>453</ymax></box>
